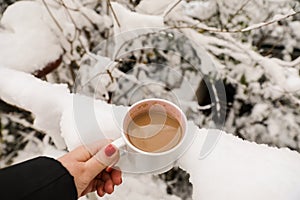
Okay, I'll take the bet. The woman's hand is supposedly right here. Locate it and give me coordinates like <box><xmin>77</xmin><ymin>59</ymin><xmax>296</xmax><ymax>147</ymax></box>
<box><xmin>58</xmin><ymin>140</ymin><xmax>122</xmax><ymax>197</ymax></box>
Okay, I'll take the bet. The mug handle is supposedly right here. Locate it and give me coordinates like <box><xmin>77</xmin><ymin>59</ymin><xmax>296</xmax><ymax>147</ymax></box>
<box><xmin>111</xmin><ymin>137</ymin><xmax>126</xmax><ymax>149</ymax></box>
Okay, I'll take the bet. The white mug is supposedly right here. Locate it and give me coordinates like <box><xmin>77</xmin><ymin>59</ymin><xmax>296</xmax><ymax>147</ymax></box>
<box><xmin>111</xmin><ymin>98</ymin><xmax>187</xmax><ymax>156</ymax></box>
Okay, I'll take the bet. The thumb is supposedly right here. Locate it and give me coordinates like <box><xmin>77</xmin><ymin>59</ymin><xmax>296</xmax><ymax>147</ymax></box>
<box><xmin>85</xmin><ymin>144</ymin><xmax>119</xmax><ymax>178</ymax></box>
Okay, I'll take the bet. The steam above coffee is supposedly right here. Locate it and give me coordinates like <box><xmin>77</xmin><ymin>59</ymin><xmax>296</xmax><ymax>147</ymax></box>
<box><xmin>126</xmin><ymin>106</ymin><xmax>183</xmax><ymax>153</ymax></box>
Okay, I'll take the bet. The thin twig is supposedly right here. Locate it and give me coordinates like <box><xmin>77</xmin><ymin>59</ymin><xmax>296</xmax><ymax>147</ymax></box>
<box><xmin>59</xmin><ymin>0</ymin><xmax>88</xmax><ymax>53</ymax></box>
<box><xmin>170</xmin><ymin>10</ymin><xmax>300</xmax><ymax>33</ymax></box>
<box><xmin>104</xmin><ymin>29</ymin><xmax>110</xmax><ymax>57</ymax></box>
<box><xmin>215</xmin><ymin>1</ymin><xmax>225</xmax><ymax>31</ymax></box>
<box><xmin>108</xmin><ymin>0</ymin><xmax>121</xmax><ymax>27</ymax></box>
<box><xmin>227</xmin><ymin>0</ymin><xmax>251</xmax><ymax>24</ymax></box>
<box><xmin>56</xmin><ymin>0</ymin><xmax>99</xmax><ymax>27</ymax></box>
<box><xmin>42</xmin><ymin>0</ymin><xmax>75</xmax><ymax>59</ymax></box>
<box><xmin>164</xmin><ymin>0</ymin><xmax>182</xmax><ymax>18</ymax></box>
<box><xmin>240</xmin><ymin>11</ymin><xmax>299</xmax><ymax>32</ymax></box>
<box><xmin>42</xmin><ymin>0</ymin><xmax>63</xmax><ymax>32</ymax></box>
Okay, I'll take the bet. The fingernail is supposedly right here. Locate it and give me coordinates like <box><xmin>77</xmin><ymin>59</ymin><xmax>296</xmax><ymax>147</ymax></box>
<box><xmin>105</xmin><ymin>144</ymin><xmax>116</xmax><ymax>157</ymax></box>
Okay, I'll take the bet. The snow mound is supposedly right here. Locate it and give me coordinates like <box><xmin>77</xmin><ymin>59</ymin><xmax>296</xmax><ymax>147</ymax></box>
<box><xmin>1</xmin><ymin>67</ymin><xmax>300</xmax><ymax>199</ymax></box>
<box><xmin>0</xmin><ymin>67</ymin><xmax>69</xmax><ymax>148</ymax></box>
<box><xmin>0</xmin><ymin>1</ymin><xmax>62</xmax><ymax>73</ymax></box>
<box><xmin>180</xmin><ymin>129</ymin><xmax>300</xmax><ymax>200</ymax></box>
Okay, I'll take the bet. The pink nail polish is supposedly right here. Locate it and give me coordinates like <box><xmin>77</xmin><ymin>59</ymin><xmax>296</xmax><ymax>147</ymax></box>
<box><xmin>105</xmin><ymin>144</ymin><xmax>116</xmax><ymax>157</ymax></box>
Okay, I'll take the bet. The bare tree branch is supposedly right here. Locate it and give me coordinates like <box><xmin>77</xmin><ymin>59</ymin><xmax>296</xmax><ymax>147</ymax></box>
<box><xmin>42</xmin><ymin>0</ymin><xmax>63</xmax><ymax>32</ymax></box>
<box><xmin>108</xmin><ymin>0</ymin><xmax>121</xmax><ymax>27</ymax></box>
<box><xmin>171</xmin><ymin>10</ymin><xmax>299</xmax><ymax>33</ymax></box>
<box><xmin>164</xmin><ymin>0</ymin><xmax>182</xmax><ymax>18</ymax></box>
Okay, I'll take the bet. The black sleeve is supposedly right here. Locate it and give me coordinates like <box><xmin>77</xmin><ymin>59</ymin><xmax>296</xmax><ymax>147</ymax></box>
<box><xmin>0</xmin><ymin>156</ymin><xmax>77</xmax><ymax>200</ymax></box>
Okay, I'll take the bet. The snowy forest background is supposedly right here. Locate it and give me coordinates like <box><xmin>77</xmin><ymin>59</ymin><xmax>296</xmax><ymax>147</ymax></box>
<box><xmin>0</xmin><ymin>0</ymin><xmax>300</xmax><ymax>199</ymax></box>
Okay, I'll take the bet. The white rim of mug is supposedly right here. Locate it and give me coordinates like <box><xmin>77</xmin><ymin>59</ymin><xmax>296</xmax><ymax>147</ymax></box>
<box><xmin>120</xmin><ymin>98</ymin><xmax>188</xmax><ymax>156</ymax></box>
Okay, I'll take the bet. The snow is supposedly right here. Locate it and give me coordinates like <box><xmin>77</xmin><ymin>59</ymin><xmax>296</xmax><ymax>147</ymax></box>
<box><xmin>0</xmin><ymin>1</ymin><xmax>62</xmax><ymax>73</ymax></box>
<box><xmin>0</xmin><ymin>67</ymin><xmax>70</xmax><ymax>148</ymax></box>
<box><xmin>184</xmin><ymin>1</ymin><xmax>217</xmax><ymax>20</ymax></box>
<box><xmin>179</xmin><ymin>129</ymin><xmax>300</xmax><ymax>200</ymax></box>
<box><xmin>251</xmin><ymin>103</ymin><xmax>269</xmax><ymax>120</ymax></box>
<box><xmin>285</xmin><ymin>76</ymin><xmax>300</xmax><ymax>93</ymax></box>
<box><xmin>267</xmin><ymin>118</ymin><xmax>281</xmax><ymax>137</ymax></box>
<box><xmin>110</xmin><ymin>2</ymin><xmax>165</xmax><ymax>55</ymax></box>
<box><xmin>0</xmin><ymin>0</ymin><xmax>112</xmax><ymax>73</ymax></box>
<box><xmin>241</xmin><ymin>10</ymin><xmax>296</xmax><ymax>32</ymax></box>
<box><xmin>0</xmin><ymin>66</ymin><xmax>125</xmax><ymax>150</ymax></box>
<box><xmin>213</xmin><ymin>32</ymin><xmax>300</xmax><ymax>95</ymax></box>
<box><xmin>263</xmin><ymin>85</ymin><xmax>283</xmax><ymax>100</ymax></box>
<box><xmin>111</xmin><ymin>3</ymin><xmax>164</xmax><ymax>32</ymax></box>
<box><xmin>76</xmin><ymin>54</ymin><xmax>120</xmax><ymax>101</ymax></box>
<box><xmin>60</xmin><ymin>94</ymin><xmax>127</xmax><ymax>150</ymax></box>
<box><xmin>290</xmin><ymin>21</ymin><xmax>300</xmax><ymax>38</ymax></box>
<box><xmin>100</xmin><ymin>174</ymin><xmax>180</xmax><ymax>200</ymax></box>
<box><xmin>1</xmin><ymin>66</ymin><xmax>300</xmax><ymax>199</ymax></box>
<box><xmin>12</xmin><ymin>140</ymin><xmax>67</xmax><ymax>165</ymax></box>
<box><xmin>136</xmin><ymin>0</ymin><xmax>178</xmax><ymax>15</ymax></box>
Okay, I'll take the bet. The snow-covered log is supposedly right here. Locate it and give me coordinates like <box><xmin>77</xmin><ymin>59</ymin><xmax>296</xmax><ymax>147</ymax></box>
<box><xmin>0</xmin><ymin>67</ymin><xmax>300</xmax><ymax>199</ymax></box>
